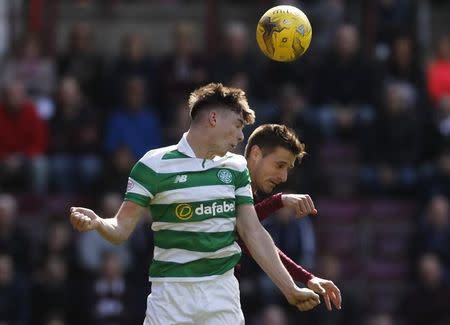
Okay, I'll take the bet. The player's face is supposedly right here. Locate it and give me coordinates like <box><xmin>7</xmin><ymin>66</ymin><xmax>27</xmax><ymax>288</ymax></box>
<box><xmin>252</xmin><ymin>147</ymin><xmax>296</xmax><ymax>193</ymax></box>
<box><xmin>212</xmin><ymin>110</ymin><xmax>245</xmax><ymax>156</ymax></box>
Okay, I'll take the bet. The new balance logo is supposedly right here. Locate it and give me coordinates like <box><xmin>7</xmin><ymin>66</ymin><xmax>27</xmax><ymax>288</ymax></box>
<box><xmin>174</xmin><ymin>175</ymin><xmax>188</xmax><ymax>183</ymax></box>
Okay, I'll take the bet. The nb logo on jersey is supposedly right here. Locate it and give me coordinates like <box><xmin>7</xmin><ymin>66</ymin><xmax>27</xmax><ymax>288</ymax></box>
<box><xmin>174</xmin><ymin>175</ymin><xmax>188</xmax><ymax>183</ymax></box>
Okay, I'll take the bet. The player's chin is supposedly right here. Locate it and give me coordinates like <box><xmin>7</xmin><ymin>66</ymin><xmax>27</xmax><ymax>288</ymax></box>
<box><xmin>265</xmin><ymin>183</ymin><xmax>276</xmax><ymax>193</ymax></box>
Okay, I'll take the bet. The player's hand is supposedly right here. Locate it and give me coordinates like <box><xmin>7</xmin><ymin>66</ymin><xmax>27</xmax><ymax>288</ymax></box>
<box><xmin>281</xmin><ymin>194</ymin><xmax>318</xmax><ymax>218</ymax></box>
<box><xmin>285</xmin><ymin>286</ymin><xmax>321</xmax><ymax>311</ymax></box>
<box><xmin>307</xmin><ymin>277</ymin><xmax>342</xmax><ymax>311</ymax></box>
<box><xmin>70</xmin><ymin>207</ymin><xmax>100</xmax><ymax>232</ymax></box>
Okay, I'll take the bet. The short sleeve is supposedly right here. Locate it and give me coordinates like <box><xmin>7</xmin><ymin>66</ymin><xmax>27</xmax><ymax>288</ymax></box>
<box><xmin>124</xmin><ymin>161</ymin><xmax>157</xmax><ymax>207</ymax></box>
<box><xmin>235</xmin><ymin>167</ymin><xmax>254</xmax><ymax>206</ymax></box>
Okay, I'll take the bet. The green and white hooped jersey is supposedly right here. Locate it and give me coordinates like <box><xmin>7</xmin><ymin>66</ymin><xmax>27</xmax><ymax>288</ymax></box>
<box><xmin>125</xmin><ymin>134</ymin><xmax>253</xmax><ymax>282</ymax></box>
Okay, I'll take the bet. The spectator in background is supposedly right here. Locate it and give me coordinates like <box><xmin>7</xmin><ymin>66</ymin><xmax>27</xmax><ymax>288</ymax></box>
<box><xmin>2</xmin><ymin>35</ymin><xmax>56</xmax><ymax>119</ymax></box>
<box><xmin>44</xmin><ymin>314</ymin><xmax>66</xmax><ymax>325</ymax></box>
<box><xmin>156</xmin><ymin>22</ymin><xmax>207</xmax><ymax>117</ymax></box>
<box><xmin>0</xmin><ymin>80</ymin><xmax>48</xmax><ymax>193</ymax></box>
<box><xmin>0</xmin><ymin>253</ymin><xmax>30</xmax><ymax>325</ymax></box>
<box><xmin>106</xmin><ymin>33</ymin><xmax>157</xmax><ymax>111</ymax></box>
<box><xmin>31</xmin><ymin>255</ymin><xmax>72</xmax><ymax>325</ymax></box>
<box><xmin>412</xmin><ymin>195</ymin><xmax>450</xmax><ymax>274</ymax></box>
<box><xmin>104</xmin><ymin>76</ymin><xmax>162</xmax><ymax>160</ymax></box>
<box><xmin>384</xmin><ymin>35</ymin><xmax>425</xmax><ymax>100</ymax></box>
<box><xmin>427</xmin><ymin>35</ymin><xmax>450</xmax><ymax>104</ymax></box>
<box><xmin>400</xmin><ymin>254</ymin><xmax>450</xmax><ymax>325</ymax></box>
<box><xmin>209</xmin><ymin>21</ymin><xmax>258</xmax><ymax>95</ymax></box>
<box><xmin>259</xmin><ymin>304</ymin><xmax>288</xmax><ymax>325</ymax></box>
<box><xmin>58</xmin><ymin>22</ymin><xmax>104</xmax><ymax>105</ymax></box>
<box><xmin>313</xmin><ymin>23</ymin><xmax>378</xmax><ymax>140</ymax></box>
<box><xmin>255</xmin><ymin>44</ymin><xmax>314</xmax><ymax>102</ymax></box>
<box><xmin>267</xmin><ymin>83</ymin><xmax>319</xmax><ymax>147</ymax></box>
<box><xmin>365</xmin><ymin>312</ymin><xmax>395</xmax><ymax>325</ymax></box>
<box><xmin>434</xmin><ymin>96</ymin><xmax>450</xmax><ymax>147</ymax></box>
<box><xmin>307</xmin><ymin>0</ymin><xmax>346</xmax><ymax>55</ymax></box>
<box><xmin>373</xmin><ymin>0</ymin><xmax>415</xmax><ymax>48</ymax></box>
<box><xmin>35</xmin><ymin>217</ymin><xmax>78</xmax><ymax>278</ymax></box>
<box><xmin>309</xmin><ymin>254</ymin><xmax>363</xmax><ymax>325</ymax></box>
<box><xmin>48</xmin><ymin>77</ymin><xmax>101</xmax><ymax>194</ymax></box>
<box><xmin>77</xmin><ymin>193</ymin><xmax>132</xmax><ymax>275</ymax></box>
<box><xmin>84</xmin><ymin>251</ymin><xmax>139</xmax><ymax>325</ymax></box>
<box><xmin>425</xmin><ymin>148</ymin><xmax>450</xmax><ymax>198</ymax></box>
<box><xmin>163</xmin><ymin>99</ymin><xmax>191</xmax><ymax>145</ymax></box>
<box><xmin>360</xmin><ymin>82</ymin><xmax>422</xmax><ymax>195</ymax></box>
<box><xmin>97</xmin><ymin>145</ymin><xmax>135</xmax><ymax>194</ymax></box>
<box><xmin>0</xmin><ymin>195</ymin><xmax>31</xmax><ymax>274</ymax></box>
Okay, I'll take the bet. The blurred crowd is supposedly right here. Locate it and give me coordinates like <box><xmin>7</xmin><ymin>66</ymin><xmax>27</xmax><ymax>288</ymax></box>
<box><xmin>1</xmin><ymin>0</ymin><xmax>450</xmax><ymax>324</ymax></box>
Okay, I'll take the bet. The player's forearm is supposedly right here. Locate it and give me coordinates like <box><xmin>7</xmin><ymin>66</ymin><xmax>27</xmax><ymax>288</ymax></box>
<box><xmin>239</xmin><ymin>225</ymin><xmax>296</xmax><ymax>296</ymax></box>
<box><xmin>240</xmin><ymin>238</ymin><xmax>314</xmax><ymax>284</ymax></box>
<box><xmin>96</xmin><ymin>217</ymin><xmax>131</xmax><ymax>245</ymax></box>
<box><xmin>96</xmin><ymin>201</ymin><xmax>145</xmax><ymax>244</ymax></box>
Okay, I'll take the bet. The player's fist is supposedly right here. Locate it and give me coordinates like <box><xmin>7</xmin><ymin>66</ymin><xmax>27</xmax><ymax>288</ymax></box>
<box><xmin>285</xmin><ymin>287</ymin><xmax>321</xmax><ymax>311</ymax></box>
<box><xmin>281</xmin><ymin>194</ymin><xmax>317</xmax><ymax>218</ymax></box>
<box><xmin>69</xmin><ymin>207</ymin><xmax>100</xmax><ymax>232</ymax></box>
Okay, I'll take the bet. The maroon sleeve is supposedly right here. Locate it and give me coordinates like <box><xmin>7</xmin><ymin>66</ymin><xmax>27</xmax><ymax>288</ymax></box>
<box><xmin>239</xmin><ymin>238</ymin><xmax>314</xmax><ymax>285</ymax></box>
<box><xmin>277</xmin><ymin>247</ymin><xmax>314</xmax><ymax>284</ymax></box>
<box><xmin>254</xmin><ymin>192</ymin><xmax>283</xmax><ymax>222</ymax></box>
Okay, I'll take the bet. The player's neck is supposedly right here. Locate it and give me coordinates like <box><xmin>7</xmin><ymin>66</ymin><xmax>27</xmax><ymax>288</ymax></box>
<box><xmin>186</xmin><ymin>129</ymin><xmax>216</xmax><ymax>159</ymax></box>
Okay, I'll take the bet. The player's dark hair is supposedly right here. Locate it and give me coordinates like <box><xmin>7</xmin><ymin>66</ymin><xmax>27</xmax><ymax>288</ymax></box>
<box><xmin>244</xmin><ymin>124</ymin><xmax>306</xmax><ymax>161</ymax></box>
<box><xmin>188</xmin><ymin>83</ymin><xmax>255</xmax><ymax>125</ymax></box>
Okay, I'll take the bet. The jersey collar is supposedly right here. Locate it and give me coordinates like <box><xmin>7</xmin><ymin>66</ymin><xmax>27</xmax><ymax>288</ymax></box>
<box><xmin>177</xmin><ymin>133</ymin><xmax>197</xmax><ymax>158</ymax></box>
<box><xmin>176</xmin><ymin>133</ymin><xmax>229</xmax><ymax>162</ymax></box>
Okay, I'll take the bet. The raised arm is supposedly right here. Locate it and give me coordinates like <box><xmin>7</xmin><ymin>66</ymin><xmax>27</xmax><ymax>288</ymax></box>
<box><xmin>236</xmin><ymin>204</ymin><xmax>320</xmax><ymax>311</ymax></box>
<box><xmin>69</xmin><ymin>200</ymin><xmax>146</xmax><ymax>245</ymax></box>
<box><xmin>254</xmin><ymin>193</ymin><xmax>284</xmax><ymax>221</ymax></box>
<box><xmin>255</xmin><ymin>193</ymin><xmax>318</xmax><ymax>222</ymax></box>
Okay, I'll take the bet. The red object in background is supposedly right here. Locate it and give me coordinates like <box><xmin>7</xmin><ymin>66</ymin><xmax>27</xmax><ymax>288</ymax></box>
<box><xmin>427</xmin><ymin>60</ymin><xmax>450</xmax><ymax>103</ymax></box>
<box><xmin>29</xmin><ymin>0</ymin><xmax>44</xmax><ymax>33</ymax></box>
<box><xmin>0</xmin><ymin>102</ymin><xmax>48</xmax><ymax>159</ymax></box>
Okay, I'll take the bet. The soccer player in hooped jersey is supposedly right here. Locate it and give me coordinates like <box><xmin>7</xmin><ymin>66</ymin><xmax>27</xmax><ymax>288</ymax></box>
<box><xmin>244</xmin><ymin>124</ymin><xmax>342</xmax><ymax>311</ymax></box>
<box><xmin>69</xmin><ymin>83</ymin><xmax>320</xmax><ymax>324</ymax></box>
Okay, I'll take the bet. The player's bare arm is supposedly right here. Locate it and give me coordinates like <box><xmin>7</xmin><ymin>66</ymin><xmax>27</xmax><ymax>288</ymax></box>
<box><xmin>236</xmin><ymin>204</ymin><xmax>320</xmax><ymax>311</ymax></box>
<box><xmin>69</xmin><ymin>200</ymin><xmax>146</xmax><ymax>244</ymax></box>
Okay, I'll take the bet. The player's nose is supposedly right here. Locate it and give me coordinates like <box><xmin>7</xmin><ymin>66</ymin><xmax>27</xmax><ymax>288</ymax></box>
<box><xmin>237</xmin><ymin>129</ymin><xmax>244</xmax><ymax>143</ymax></box>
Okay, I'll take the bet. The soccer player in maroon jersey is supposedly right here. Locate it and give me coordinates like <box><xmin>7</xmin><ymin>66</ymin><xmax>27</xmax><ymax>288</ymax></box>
<box><xmin>244</xmin><ymin>124</ymin><xmax>342</xmax><ymax>311</ymax></box>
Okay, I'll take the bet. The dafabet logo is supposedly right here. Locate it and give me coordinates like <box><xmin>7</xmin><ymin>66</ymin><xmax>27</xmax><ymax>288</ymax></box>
<box><xmin>175</xmin><ymin>201</ymin><xmax>235</xmax><ymax>220</ymax></box>
<box><xmin>175</xmin><ymin>204</ymin><xmax>193</xmax><ymax>220</ymax></box>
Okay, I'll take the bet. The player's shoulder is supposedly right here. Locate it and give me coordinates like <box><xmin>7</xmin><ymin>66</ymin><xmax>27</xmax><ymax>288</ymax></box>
<box><xmin>138</xmin><ymin>145</ymin><xmax>178</xmax><ymax>168</ymax></box>
<box><xmin>223</xmin><ymin>152</ymin><xmax>248</xmax><ymax>172</ymax></box>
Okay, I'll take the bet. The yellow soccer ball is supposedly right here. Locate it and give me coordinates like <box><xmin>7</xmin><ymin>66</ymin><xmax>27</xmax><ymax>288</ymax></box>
<box><xmin>256</xmin><ymin>5</ymin><xmax>312</xmax><ymax>62</ymax></box>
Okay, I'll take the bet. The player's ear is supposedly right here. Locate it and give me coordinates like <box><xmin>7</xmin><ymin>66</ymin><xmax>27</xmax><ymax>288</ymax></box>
<box><xmin>250</xmin><ymin>145</ymin><xmax>263</xmax><ymax>161</ymax></box>
<box><xmin>208</xmin><ymin>110</ymin><xmax>217</xmax><ymax>127</ymax></box>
